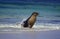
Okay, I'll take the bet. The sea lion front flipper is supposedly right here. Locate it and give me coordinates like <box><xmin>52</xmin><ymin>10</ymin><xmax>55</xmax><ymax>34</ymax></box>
<box><xmin>28</xmin><ymin>25</ymin><xmax>31</xmax><ymax>28</ymax></box>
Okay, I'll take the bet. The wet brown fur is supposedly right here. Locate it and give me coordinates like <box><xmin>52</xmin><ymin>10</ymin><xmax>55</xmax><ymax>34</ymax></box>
<box><xmin>28</xmin><ymin>12</ymin><xmax>39</xmax><ymax>28</ymax></box>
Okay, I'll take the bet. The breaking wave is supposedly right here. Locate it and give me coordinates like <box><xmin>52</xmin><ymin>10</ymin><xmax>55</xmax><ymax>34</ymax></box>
<box><xmin>0</xmin><ymin>23</ymin><xmax>60</xmax><ymax>32</ymax></box>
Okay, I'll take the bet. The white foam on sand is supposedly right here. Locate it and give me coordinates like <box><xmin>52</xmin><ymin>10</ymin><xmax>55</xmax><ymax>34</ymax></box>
<box><xmin>0</xmin><ymin>24</ymin><xmax>60</xmax><ymax>31</ymax></box>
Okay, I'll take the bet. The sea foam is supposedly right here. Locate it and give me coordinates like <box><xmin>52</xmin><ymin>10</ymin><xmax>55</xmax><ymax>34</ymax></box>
<box><xmin>0</xmin><ymin>23</ymin><xmax>60</xmax><ymax>31</ymax></box>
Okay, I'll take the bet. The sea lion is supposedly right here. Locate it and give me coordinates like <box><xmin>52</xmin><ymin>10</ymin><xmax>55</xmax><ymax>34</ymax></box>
<box><xmin>21</xmin><ymin>12</ymin><xmax>39</xmax><ymax>28</ymax></box>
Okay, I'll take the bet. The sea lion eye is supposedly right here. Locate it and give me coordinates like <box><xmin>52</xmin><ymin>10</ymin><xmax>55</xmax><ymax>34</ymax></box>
<box><xmin>32</xmin><ymin>12</ymin><xmax>39</xmax><ymax>15</ymax></box>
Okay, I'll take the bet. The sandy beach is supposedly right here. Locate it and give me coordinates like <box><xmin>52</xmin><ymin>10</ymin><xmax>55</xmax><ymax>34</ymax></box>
<box><xmin>0</xmin><ymin>29</ymin><xmax>60</xmax><ymax>39</ymax></box>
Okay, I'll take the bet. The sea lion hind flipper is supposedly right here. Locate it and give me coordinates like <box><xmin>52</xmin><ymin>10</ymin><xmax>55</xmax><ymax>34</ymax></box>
<box><xmin>23</xmin><ymin>21</ymin><xmax>29</xmax><ymax>27</ymax></box>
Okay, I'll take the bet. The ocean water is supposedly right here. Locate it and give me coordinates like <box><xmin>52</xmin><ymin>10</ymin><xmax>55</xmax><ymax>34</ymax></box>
<box><xmin>0</xmin><ymin>2</ymin><xmax>60</xmax><ymax>33</ymax></box>
<box><xmin>0</xmin><ymin>2</ymin><xmax>60</xmax><ymax>26</ymax></box>
<box><xmin>0</xmin><ymin>1</ymin><xmax>60</xmax><ymax>39</ymax></box>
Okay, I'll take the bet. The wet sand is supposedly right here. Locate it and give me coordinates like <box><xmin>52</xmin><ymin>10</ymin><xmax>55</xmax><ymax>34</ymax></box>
<box><xmin>0</xmin><ymin>28</ymin><xmax>60</xmax><ymax>39</ymax></box>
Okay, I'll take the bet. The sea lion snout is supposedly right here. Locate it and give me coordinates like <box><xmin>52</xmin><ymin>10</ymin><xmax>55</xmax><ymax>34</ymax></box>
<box><xmin>32</xmin><ymin>12</ymin><xmax>39</xmax><ymax>16</ymax></box>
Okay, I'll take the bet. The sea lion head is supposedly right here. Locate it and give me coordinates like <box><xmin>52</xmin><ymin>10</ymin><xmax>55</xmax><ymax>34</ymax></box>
<box><xmin>32</xmin><ymin>12</ymin><xmax>39</xmax><ymax>17</ymax></box>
